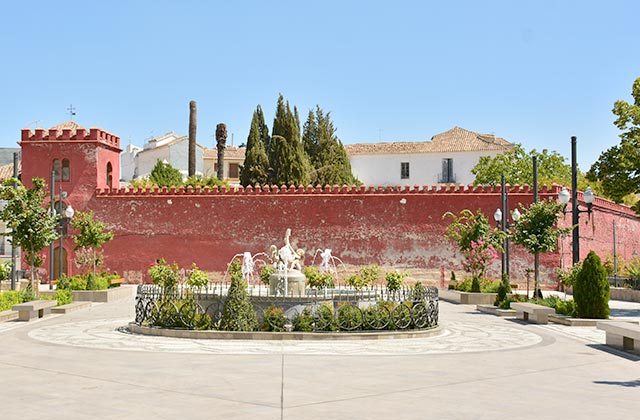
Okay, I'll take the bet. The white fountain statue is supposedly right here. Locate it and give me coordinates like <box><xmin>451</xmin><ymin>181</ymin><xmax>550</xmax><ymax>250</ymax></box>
<box><xmin>319</xmin><ymin>249</ymin><xmax>333</xmax><ymax>273</ymax></box>
<box><xmin>241</xmin><ymin>252</ymin><xmax>255</xmax><ymax>282</ymax></box>
<box><xmin>268</xmin><ymin>228</ymin><xmax>306</xmax><ymax>296</ymax></box>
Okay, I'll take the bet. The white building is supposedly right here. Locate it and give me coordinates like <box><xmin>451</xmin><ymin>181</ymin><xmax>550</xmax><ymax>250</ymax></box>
<box><xmin>345</xmin><ymin>127</ymin><xmax>514</xmax><ymax>186</ymax></box>
<box><xmin>120</xmin><ymin>132</ymin><xmax>206</xmax><ymax>181</ymax></box>
<box><xmin>203</xmin><ymin>147</ymin><xmax>246</xmax><ymax>185</ymax></box>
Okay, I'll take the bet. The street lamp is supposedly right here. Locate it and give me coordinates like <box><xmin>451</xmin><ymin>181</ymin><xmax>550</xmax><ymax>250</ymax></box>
<box><xmin>493</xmin><ymin>207</ymin><xmax>520</xmax><ymax>280</ymax></box>
<box><xmin>558</xmin><ymin>185</ymin><xmax>595</xmax><ymax>265</ymax></box>
<box><xmin>58</xmin><ymin>203</ymin><xmax>74</xmax><ymax>280</ymax></box>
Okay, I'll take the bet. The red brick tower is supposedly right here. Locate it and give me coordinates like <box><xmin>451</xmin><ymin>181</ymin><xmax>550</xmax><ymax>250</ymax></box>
<box><xmin>19</xmin><ymin>121</ymin><xmax>121</xmax><ymax>279</ymax></box>
<box><xmin>20</xmin><ymin>121</ymin><xmax>121</xmax><ymax>210</ymax></box>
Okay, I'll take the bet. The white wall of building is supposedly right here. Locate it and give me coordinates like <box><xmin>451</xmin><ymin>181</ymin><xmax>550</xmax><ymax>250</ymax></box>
<box><xmin>120</xmin><ymin>144</ymin><xmax>142</xmax><ymax>181</ymax></box>
<box><xmin>349</xmin><ymin>150</ymin><xmax>503</xmax><ymax>186</ymax></box>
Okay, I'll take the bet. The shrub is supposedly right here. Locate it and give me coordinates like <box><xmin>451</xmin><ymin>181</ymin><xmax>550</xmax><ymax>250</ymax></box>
<box><xmin>304</xmin><ymin>266</ymin><xmax>335</xmax><ymax>289</ymax></box>
<box><xmin>260</xmin><ymin>266</ymin><xmax>275</xmax><ymax>285</ymax></box>
<box><xmin>41</xmin><ymin>289</ymin><xmax>73</xmax><ymax>306</ymax></box>
<box><xmin>385</xmin><ymin>271</ymin><xmax>407</xmax><ymax>292</ymax></box>
<box><xmin>412</xmin><ymin>282</ymin><xmax>427</xmax><ymax>301</ymax></box>
<box><xmin>262</xmin><ymin>305</ymin><xmax>287</xmax><ymax>332</ymax></box>
<box><xmin>184</xmin><ymin>175</ymin><xmax>229</xmax><ymax>189</ymax></box>
<box><xmin>148</xmin><ymin>259</ymin><xmax>180</xmax><ymax>291</ymax></box>
<box><xmin>363</xmin><ymin>301</ymin><xmax>392</xmax><ymax>330</ymax></box>
<box><xmin>360</xmin><ymin>265</ymin><xmax>381</xmax><ymax>285</ymax></box>
<box><xmin>149</xmin><ymin>160</ymin><xmax>183</xmax><ymax>187</ymax></box>
<box><xmin>193</xmin><ymin>312</ymin><xmax>213</xmax><ymax>330</ymax></box>
<box><xmin>574</xmin><ymin>251</ymin><xmax>610</xmax><ymax>319</ymax></box>
<box><xmin>85</xmin><ymin>273</ymin><xmax>110</xmax><ymax>291</ymax></box>
<box><xmin>20</xmin><ymin>283</ymin><xmax>36</xmax><ymax>302</ymax></box>
<box><xmin>314</xmin><ymin>303</ymin><xmax>337</xmax><ymax>331</ymax></box>
<box><xmin>625</xmin><ymin>257</ymin><xmax>640</xmax><ymax>281</ymax></box>
<box><xmin>220</xmin><ymin>261</ymin><xmax>258</xmax><ymax>331</ymax></box>
<box><xmin>0</xmin><ymin>262</ymin><xmax>11</xmax><ymax>285</ymax></box>
<box><xmin>346</xmin><ymin>274</ymin><xmax>365</xmax><ymax>289</ymax></box>
<box><xmin>498</xmin><ymin>294</ymin><xmax>528</xmax><ymax>309</ymax></box>
<box><xmin>54</xmin><ymin>289</ymin><xmax>73</xmax><ymax>306</ymax></box>
<box><xmin>454</xmin><ymin>278</ymin><xmax>500</xmax><ymax>293</ymax></box>
<box><xmin>530</xmin><ymin>295</ymin><xmax>578</xmax><ymax>317</ymax></box>
<box><xmin>292</xmin><ymin>308</ymin><xmax>314</xmax><ymax>332</ymax></box>
<box><xmin>471</xmin><ymin>277</ymin><xmax>481</xmax><ymax>292</ymax></box>
<box><xmin>337</xmin><ymin>303</ymin><xmax>364</xmax><ymax>331</ymax></box>
<box><xmin>187</xmin><ymin>263</ymin><xmax>209</xmax><ymax>288</ymax></box>
<box><xmin>0</xmin><ymin>291</ymin><xmax>23</xmax><ymax>311</ymax></box>
<box><xmin>129</xmin><ymin>177</ymin><xmax>155</xmax><ymax>190</ymax></box>
<box><xmin>556</xmin><ymin>263</ymin><xmax>582</xmax><ymax>289</ymax></box>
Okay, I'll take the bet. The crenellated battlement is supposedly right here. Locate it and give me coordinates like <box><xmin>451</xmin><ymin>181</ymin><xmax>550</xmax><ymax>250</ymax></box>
<box><xmin>96</xmin><ymin>183</ymin><xmax>557</xmax><ymax>196</ymax></box>
<box><xmin>20</xmin><ymin>127</ymin><xmax>121</xmax><ymax>149</ymax></box>
<box><xmin>94</xmin><ymin>183</ymin><xmax>638</xmax><ymax>217</ymax></box>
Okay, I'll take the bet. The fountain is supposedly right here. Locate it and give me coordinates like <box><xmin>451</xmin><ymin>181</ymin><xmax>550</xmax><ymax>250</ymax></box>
<box><xmin>268</xmin><ymin>228</ymin><xmax>306</xmax><ymax>296</ymax></box>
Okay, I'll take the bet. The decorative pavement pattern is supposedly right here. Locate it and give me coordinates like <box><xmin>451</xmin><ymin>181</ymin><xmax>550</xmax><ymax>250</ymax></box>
<box><xmin>28</xmin><ymin>319</ymin><xmax>544</xmax><ymax>355</ymax></box>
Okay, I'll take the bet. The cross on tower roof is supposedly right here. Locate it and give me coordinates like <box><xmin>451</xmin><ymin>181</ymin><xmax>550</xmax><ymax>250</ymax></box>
<box><xmin>67</xmin><ymin>104</ymin><xmax>76</xmax><ymax>120</ymax></box>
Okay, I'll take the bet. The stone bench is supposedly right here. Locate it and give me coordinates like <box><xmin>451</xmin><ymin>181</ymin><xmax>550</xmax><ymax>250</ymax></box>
<box><xmin>597</xmin><ymin>322</ymin><xmax>640</xmax><ymax>354</ymax></box>
<box><xmin>511</xmin><ymin>302</ymin><xmax>556</xmax><ymax>324</ymax></box>
<box><xmin>51</xmin><ymin>301</ymin><xmax>91</xmax><ymax>314</ymax></box>
<box><xmin>11</xmin><ymin>300</ymin><xmax>57</xmax><ymax>321</ymax></box>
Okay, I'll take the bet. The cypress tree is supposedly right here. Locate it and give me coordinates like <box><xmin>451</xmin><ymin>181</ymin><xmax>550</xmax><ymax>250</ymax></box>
<box><xmin>269</xmin><ymin>94</ymin><xmax>310</xmax><ymax>186</ymax></box>
<box><xmin>256</xmin><ymin>105</ymin><xmax>270</xmax><ymax>156</ymax></box>
<box><xmin>574</xmin><ymin>251</ymin><xmax>610</xmax><ymax>319</ymax></box>
<box><xmin>302</xmin><ymin>106</ymin><xmax>357</xmax><ymax>186</ymax></box>
<box><xmin>240</xmin><ymin>108</ymin><xmax>270</xmax><ymax>187</ymax></box>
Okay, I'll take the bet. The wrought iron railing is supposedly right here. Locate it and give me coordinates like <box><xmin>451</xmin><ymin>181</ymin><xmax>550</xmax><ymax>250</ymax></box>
<box><xmin>608</xmin><ymin>276</ymin><xmax>640</xmax><ymax>290</ymax></box>
<box><xmin>133</xmin><ymin>284</ymin><xmax>439</xmax><ymax>332</ymax></box>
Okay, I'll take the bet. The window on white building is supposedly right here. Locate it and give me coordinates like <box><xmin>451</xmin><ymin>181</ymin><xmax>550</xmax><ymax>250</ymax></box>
<box><xmin>440</xmin><ymin>158</ymin><xmax>454</xmax><ymax>183</ymax></box>
<box><xmin>400</xmin><ymin>162</ymin><xmax>410</xmax><ymax>179</ymax></box>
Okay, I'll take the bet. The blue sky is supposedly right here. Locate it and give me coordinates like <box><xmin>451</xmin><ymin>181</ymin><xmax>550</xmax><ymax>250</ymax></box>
<box><xmin>1</xmin><ymin>0</ymin><xmax>638</xmax><ymax>170</ymax></box>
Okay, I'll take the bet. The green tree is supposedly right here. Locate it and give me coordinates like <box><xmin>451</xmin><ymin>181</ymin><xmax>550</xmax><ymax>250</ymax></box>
<box><xmin>302</xmin><ymin>106</ymin><xmax>358</xmax><ymax>186</ymax></box>
<box><xmin>472</xmin><ymin>144</ymin><xmax>596</xmax><ymax>191</ymax></box>
<box><xmin>71</xmin><ymin>211</ymin><xmax>114</xmax><ymax>276</ymax></box>
<box><xmin>220</xmin><ymin>260</ymin><xmax>258</xmax><ymax>331</ymax></box>
<box><xmin>149</xmin><ymin>160</ymin><xmax>183</xmax><ymax>187</ymax></box>
<box><xmin>588</xmin><ymin>77</ymin><xmax>640</xmax><ymax>209</ymax></box>
<box><xmin>240</xmin><ymin>106</ymin><xmax>270</xmax><ymax>187</ymax></box>
<box><xmin>0</xmin><ymin>178</ymin><xmax>59</xmax><ymax>291</ymax></box>
<box><xmin>269</xmin><ymin>95</ymin><xmax>310</xmax><ymax>186</ymax></box>
<box><xmin>443</xmin><ymin>209</ymin><xmax>505</xmax><ymax>292</ymax></box>
<box><xmin>573</xmin><ymin>251</ymin><xmax>610</xmax><ymax>319</ymax></box>
<box><xmin>510</xmin><ymin>200</ymin><xmax>570</xmax><ymax>296</ymax></box>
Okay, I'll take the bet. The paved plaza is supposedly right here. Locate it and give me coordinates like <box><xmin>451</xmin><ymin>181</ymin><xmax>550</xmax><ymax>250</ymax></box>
<box><xmin>1</xmin><ymin>286</ymin><xmax>639</xmax><ymax>419</ymax></box>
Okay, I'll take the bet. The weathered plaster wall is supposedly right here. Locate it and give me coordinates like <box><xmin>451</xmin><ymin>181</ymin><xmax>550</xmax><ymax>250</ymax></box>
<box><xmin>73</xmin><ymin>184</ymin><xmax>639</xmax><ymax>285</ymax></box>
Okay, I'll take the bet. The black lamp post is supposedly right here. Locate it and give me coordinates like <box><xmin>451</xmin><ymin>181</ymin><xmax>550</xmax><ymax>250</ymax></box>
<box><xmin>494</xmin><ymin>205</ymin><xmax>521</xmax><ymax>279</ymax></box>
<box><xmin>558</xmin><ymin>136</ymin><xmax>595</xmax><ymax>265</ymax></box>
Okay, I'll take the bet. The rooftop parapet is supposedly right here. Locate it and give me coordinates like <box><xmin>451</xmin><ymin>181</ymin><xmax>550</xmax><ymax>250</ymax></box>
<box><xmin>21</xmin><ymin>126</ymin><xmax>121</xmax><ymax>149</ymax></box>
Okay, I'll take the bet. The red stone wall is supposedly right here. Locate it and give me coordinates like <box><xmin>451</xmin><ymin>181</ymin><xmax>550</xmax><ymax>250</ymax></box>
<box><xmin>70</xmin><ymin>184</ymin><xmax>640</xmax><ymax>285</ymax></box>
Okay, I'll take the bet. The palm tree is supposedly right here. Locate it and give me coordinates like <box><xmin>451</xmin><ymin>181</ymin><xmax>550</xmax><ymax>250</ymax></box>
<box><xmin>188</xmin><ymin>100</ymin><xmax>197</xmax><ymax>177</ymax></box>
<box><xmin>216</xmin><ymin>123</ymin><xmax>227</xmax><ymax>180</ymax></box>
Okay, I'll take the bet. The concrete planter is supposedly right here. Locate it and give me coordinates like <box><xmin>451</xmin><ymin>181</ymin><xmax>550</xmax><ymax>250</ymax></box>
<box><xmin>72</xmin><ymin>286</ymin><xmax>133</xmax><ymax>303</ymax></box>
<box><xmin>610</xmin><ymin>287</ymin><xmax>640</xmax><ymax>303</ymax></box>
<box><xmin>128</xmin><ymin>322</ymin><xmax>443</xmax><ymax>341</ymax></box>
<box><xmin>439</xmin><ymin>289</ymin><xmax>498</xmax><ymax>305</ymax></box>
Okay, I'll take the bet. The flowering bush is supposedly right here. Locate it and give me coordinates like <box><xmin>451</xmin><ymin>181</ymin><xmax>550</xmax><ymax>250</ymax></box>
<box><xmin>444</xmin><ymin>209</ymin><xmax>504</xmax><ymax>291</ymax></box>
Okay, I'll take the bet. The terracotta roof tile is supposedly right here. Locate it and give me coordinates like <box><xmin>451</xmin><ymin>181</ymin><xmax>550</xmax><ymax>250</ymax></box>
<box><xmin>0</xmin><ymin>161</ymin><xmax>20</xmax><ymax>181</ymax></box>
<box><xmin>345</xmin><ymin>126</ymin><xmax>514</xmax><ymax>155</ymax></box>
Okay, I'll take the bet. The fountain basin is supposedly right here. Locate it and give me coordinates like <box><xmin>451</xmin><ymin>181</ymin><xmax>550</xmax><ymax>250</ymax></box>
<box><xmin>268</xmin><ymin>270</ymin><xmax>306</xmax><ymax>296</ymax></box>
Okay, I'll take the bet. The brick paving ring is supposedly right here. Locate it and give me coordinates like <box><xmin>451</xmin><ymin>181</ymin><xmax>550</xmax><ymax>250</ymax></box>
<box><xmin>27</xmin><ymin>318</ymin><xmax>545</xmax><ymax>355</ymax></box>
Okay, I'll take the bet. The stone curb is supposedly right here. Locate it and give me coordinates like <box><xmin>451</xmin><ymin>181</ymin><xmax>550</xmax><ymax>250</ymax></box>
<box><xmin>127</xmin><ymin>322</ymin><xmax>443</xmax><ymax>341</ymax></box>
